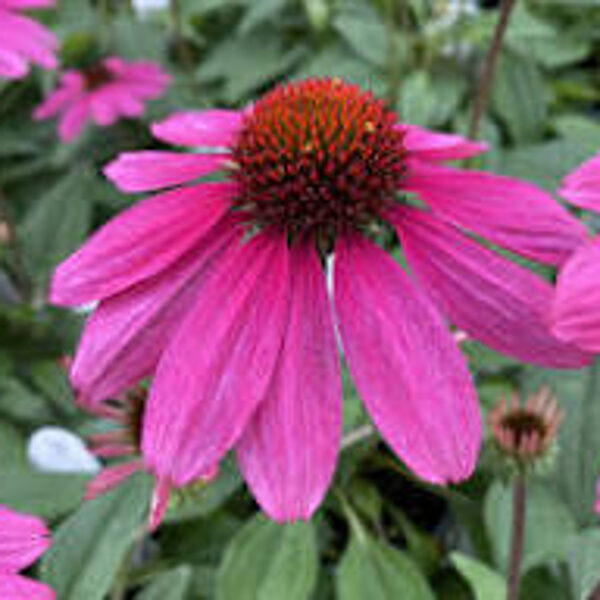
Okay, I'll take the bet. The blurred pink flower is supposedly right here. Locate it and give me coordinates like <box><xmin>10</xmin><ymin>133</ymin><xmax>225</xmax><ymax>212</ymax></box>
<box><xmin>33</xmin><ymin>56</ymin><xmax>171</xmax><ymax>141</ymax></box>
<box><xmin>552</xmin><ymin>152</ymin><xmax>600</xmax><ymax>352</ymax></box>
<box><xmin>0</xmin><ymin>505</ymin><xmax>54</xmax><ymax>599</ymax></box>
<box><xmin>52</xmin><ymin>78</ymin><xmax>590</xmax><ymax>522</ymax></box>
<box><xmin>0</xmin><ymin>0</ymin><xmax>58</xmax><ymax>80</ymax></box>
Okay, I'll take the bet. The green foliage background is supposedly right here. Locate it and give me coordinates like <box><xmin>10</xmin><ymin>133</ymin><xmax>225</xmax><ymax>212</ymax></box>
<box><xmin>1</xmin><ymin>0</ymin><xmax>600</xmax><ymax>598</ymax></box>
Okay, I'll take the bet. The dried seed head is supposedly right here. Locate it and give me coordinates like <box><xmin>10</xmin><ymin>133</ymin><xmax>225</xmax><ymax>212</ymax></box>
<box><xmin>488</xmin><ymin>387</ymin><xmax>564</xmax><ymax>473</ymax></box>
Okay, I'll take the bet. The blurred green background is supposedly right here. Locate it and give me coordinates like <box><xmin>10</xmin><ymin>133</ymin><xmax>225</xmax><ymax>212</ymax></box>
<box><xmin>2</xmin><ymin>0</ymin><xmax>600</xmax><ymax>598</ymax></box>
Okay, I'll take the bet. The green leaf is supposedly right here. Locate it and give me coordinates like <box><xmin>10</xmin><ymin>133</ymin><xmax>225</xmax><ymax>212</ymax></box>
<box><xmin>197</xmin><ymin>31</ymin><xmax>304</xmax><ymax>103</ymax></box>
<box><xmin>525</xmin><ymin>365</ymin><xmax>600</xmax><ymax>527</ymax></box>
<box><xmin>399</xmin><ymin>71</ymin><xmax>437</xmax><ymax>128</ymax></box>
<box><xmin>216</xmin><ymin>515</ymin><xmax>318</xmax><ymax>600</ymax></box>
<box><xmin>136</xmin><ymin>566</ymin><xmax>193</xmax><ymax>600</ymax></box>
<box><xmin>491</xmin><ymin>52</ymin><xmax>548</xmax><ymax>143</ymax></box>
<box><xmin>569</xmin><ymin>528</ymin><xmax>600</xmax><ymax>600</ymax></box>
<box><xmin>484</xmin><ymin>481</ymin><xmax>576</xmax><ymax>574</ymax></box>
<box><xmin>40</xmin><ymin>473</ymin><xmax>153</xmax><ymax>600</ymax></box>
<box><xmin>19</xmin><ymin>168</ymin><xmax>94</xmax><ymax>291</ymax></box>
<box><xmin>332</xmin><ymin>4</ymin><xmax>387</xmax><ymax>67</ymax></box>
<box><xmin>237</xmin><ymin>0</ymin><xmax>288</xmax><ymax>34</ymax></box>
<box><xmin>0</xmin><ymin>469</ymin><xmax>88</xmax><ymax>519</ymax></box>
<box><xmin>336</xmin><ymin>529</ymin><xmax>435</xmax><ymax>600</ymax></box>
<box><xmin>451</xmin><ymin>553</ymin><xmax>506</xmax><ymax>600</ymax></box>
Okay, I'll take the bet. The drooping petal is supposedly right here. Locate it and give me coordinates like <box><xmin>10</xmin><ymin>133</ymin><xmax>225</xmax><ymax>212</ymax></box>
<box><xmin>553</xmin><ymin>236</ymin><xmax>600</xmax><ymax>352</ymax></box>
<box><xmin>404</xmin><ymin>161</ymin><xmax>587</xmax><ymax>266</ymax></box>
<box><xmin>237</xmin><ymin>243</ymin><xmax>342</xmax><ymax>522</ymax></box>
<box><xmin>142</xmin><ymin>231</ymin><xmax>291</xmax><ymax>486</ymax></box>
<box><xmin>394</xmin><ymin>207</ymin><xmax>591</xmax><ymax>368</ymax></box>
<box><xmin>85</xmin><ymin>461</ymin><xmax>143</xmax><ymax>500</ymax></box>
<box><xmin>559</xmin><ymin>152</ymin><xmax>600</xmax><ymax>212</ymax></box>
<box><xmin>0</xmin><ymin>506</ymin><xmax>50</xmax><ymax>572</ymax></box>
<box><xmin>152</xmin><ymin>110</ymin><xmax>244</xmax><ymax>148</ymax></box>
<box><xmin>104</xmin><ymin>151</ymin><xmax>229</xmax><ymax>193</ymax></box>
<box><xmin>71</xmin><ymin>217</ymin><xmax>240</xmax><ymax>406</ymax></box>
<box><xmin>0</xmin><ymin>47</ymin><xmax>27</xmax><ymax>78</ymax></box>
<box><xmin>334</xmin><ymin>235</ymin><xmax>481</xmax><ymax>484</ymax></box>
<box><xmin>0</xmin><ymin>575</ymin><xmax>55</xmax><ymax>600</ymax></box>
<box><xmin>57</xmin><ymin>98</ymin><xmax>89</xmax><ymax>142</ymax></box>
<box><xmin>399</xmin><ymin>124</ymin><xmax>488</xmax><ymax>162</ymax></box>
<box><xmin>51</xmin><ymin>182</ymin><xmax>234</xmax><ymax>306</ymax></box>
<box><xmin>33</xmin><ymin>82</ymin><xmax>80</xmax><ymax>120</ymax></box>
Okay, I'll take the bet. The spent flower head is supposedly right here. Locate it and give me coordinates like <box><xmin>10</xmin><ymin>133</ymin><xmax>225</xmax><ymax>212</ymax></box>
<box><xmin>488</xmin><ymin>387</ymin><xmax>564</xmax><ymax>475</ymax></box>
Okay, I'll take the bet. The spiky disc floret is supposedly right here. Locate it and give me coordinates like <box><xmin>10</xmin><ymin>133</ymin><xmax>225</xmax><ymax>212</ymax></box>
<box><xmin>231</xmin><ymin>78</ymin><xmax>405</xmax><ymax>241</ymax></box>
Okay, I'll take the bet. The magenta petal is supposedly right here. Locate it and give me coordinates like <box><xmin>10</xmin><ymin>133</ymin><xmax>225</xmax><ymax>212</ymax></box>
<box><xmin>0</xmin><ymin>575</ymin><xmax>55</xmax><ymax>600</ymax></box>
<box><xmin>559</xmin><ymin>152</ymin><xmax>600</xmax><ymax>212</ymax></box>
<box><xmin>85</xmin><ymin>461</ymin><xmax>142</xmax><ymax>500</ymax></box>
<box><xmin>51</xmin><ymin>182</ymin><xmax>234</xmax><ymax>306</ymax></box>
<box><xmin>553</xmin><ymin>237</ymin><xmax>600</xmax><ymax>352</ymax></box>
<box><xmin>0</xmin><ymin>506</ymin><xmax>50</xmax><ymax>572</ymax></box>
<box><xmin>104</xmin><ymin>151</ymin><xmax>229</xmax><ymax>193</ymax></box>
<box><xmin>152</xmin><ymin>110</ymin><xmax>244</xmax><ymax>148</ymax></box>
<box><xmin>399</xmin><ymin>124</ymin><xmax>488</xmax><ymax>162</ymax></box>
<box><xmin>237</xmin><ymin>243</ymin><xmax>342</xmax><ymax>522</ymax></box>
<box><xmin>334</xmin><ymin>236</ymin><xmax>481</xmax><ymax>484</ymax></box>
<box><xmin>142</xmin><ymin>232</ymin><xmax>291</xmax><ymax>486</ymax></box>
<box><xmin>405</xmin><ymin>161</ymin><xmax>587</xmax><ymax>266</ymax></box>
<box><xmin>395</xmin><ymin>207</ymin><xmax>591</xmax><ymax>368</ymax></box>
<box><xmin>71</xmin><ymin>218</ymin><xmax>240</xmax><ymax>406</ymax></box>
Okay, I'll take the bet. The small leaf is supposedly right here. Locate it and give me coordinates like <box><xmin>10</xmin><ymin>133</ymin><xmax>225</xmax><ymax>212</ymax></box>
<box><xmin>216</xmin><ymin>515</ymin><xmax>318</xmax><ymax>600</ymax></box>
<box><xmin>491</xmin><ymin>52</ymin><xmax>548</xmax><ymax>142</ymax></box>
<box><xmin>40</xmin><ymin>473</ymin><xmax>153</xmax><ymax>600</ymax></box>
<box><xmin>451</xmin><ymin>553</ymin><xmax>506</xmax><ymax>600</ymax></box>
<box><xmin>336</xmin><ymin>529</ymin><xmax>435</xmax><ymax>600</ymax></box>
<box><xmin>136</xmin><ymin>566</ymin><xmax>193</xmax><ymax>600</ymax></box>
<box><xmin>570</xmin><ymin>528</ymin><xmax>600</xmax><ymax>600</ymax></box>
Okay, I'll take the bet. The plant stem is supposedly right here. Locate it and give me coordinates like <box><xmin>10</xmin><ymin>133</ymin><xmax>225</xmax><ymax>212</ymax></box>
<box><xmin>170</xmin><ymin>0</ymin><xmax>194</xmax><ymax>69</ymax></box>
<box><xmin>468</xmin><ymin>0</ymin><xmax>517</xmax><ymax>140</ymax></box>
<box><xmin>507</xmin><ymin>475</ymin><xmax>527</xmax><ymax>600</ymax></box>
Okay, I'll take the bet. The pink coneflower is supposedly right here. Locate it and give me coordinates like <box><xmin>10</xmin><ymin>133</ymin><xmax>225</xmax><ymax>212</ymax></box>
<box><xmin>0</xmin><ymin>0</ymin><xmax>57</xmax><ymax>80</ymax></box>
<box><xmin>0</xmin><ymin>505</ymin><xmax>54</xmax><ymax>598</ymax></box>
<box><xmin>51</xmin><ymin>78</ymin><xmax>590</xmax><ymax>523</ymax></box>
<box><xmin>33</xmin><ymin>56</ymin><xmax>171</xmax><ymax>142</ymax></box>
<box><xmin>552</xmin><ymin>152</ymin><xmax>600</xmax><ymax>351</ymax></box>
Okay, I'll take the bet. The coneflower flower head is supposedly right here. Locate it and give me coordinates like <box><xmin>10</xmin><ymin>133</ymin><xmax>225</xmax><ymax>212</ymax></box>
<box><xmin>488</xmin><ymin>387</ymin><xmax>563</xmax><ymax>475</ymax></box>
<box><xmin>52</xmin><ymin>77</ymin><xmax>590</xmax><ymax>523</ymax></box>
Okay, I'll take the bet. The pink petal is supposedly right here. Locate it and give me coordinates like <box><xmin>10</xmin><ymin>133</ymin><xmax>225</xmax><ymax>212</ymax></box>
<box><xmin>142</xmin><ymin>231</ymin><xmax>291</xmax><ymax>486</ymax></box>
<box><xmin>237</xmin><ymin>243</ymin><xmax>342</xmax><ymax>522</ymax></box>
<box><xmin>399</xmin><ymin>124</ymin><xmax>489</xmax><ymax>162</ymax></box>
<box><xmin>596</xmin><ymin>478</ymin><xmax>600</xmax><ymax>515</ymax></box>
<box><xmin>0</xmin><ymin>506</ymin><xmax>50</xmax><ymax>572</ymax></box>
<box><xmin>0</xmin><ymin>575</ymin><xmax>55</xmax><ymax>600</ymax></box>
<box><xmin>0</xmin><ymin>47</ymin><xmax>28</xmax><ymax>78</ymax></box>
<box><xmin>57</xmin><ymin>98</ymin><xmax>90</xmax><ymax>142</ymax></box>
<box><xmin>33</xmin><ymin>84</ymin><xmax>80</xmax><ymax>120</ymax></box>
<box><xmin>149</xmin><ymin>477</ymin><xmax>171</xmax><ymax>531</ymax></box>
<box><xmin>71</xmin><ymin>217</ymin><xmax>240</xmax><ymax>406</ymax></box>
<box><xmin>334</xmin><ymin>236</ymin><xmax>481</xmax><ymax>484</ymax></box>
<box><xmin>85</xmin><ymin>461</ymin><xmax>142</xmax><ymax>500</ymax></box>
<box><xmin>0</xmin><ymin>0</ymin><xmax>55</xmax><ymax>8</ymax></box>
<box><xmin>395</xmin><ymin>207</ymin><xmax>591</xmax><ymax>368</ymax></box>
<box><xmin>104</xmin><ymin>151</ymin><xmax>228</xmax><ymax>193</ymax></box>
<box><xmin>553</xmin><ymin>236</ymin><xmax>600</xmax><ymax>352</ymax></box>
<box><xmin>404</xmin><ymin>161</ymin><xmax>587</xmax><ymax>266</ymax></box>
<box><xmin>51</xmin><ymin>182</ymin><xmax>234</xmax><ymax>306</ymax></box>
<box><xmin>152</xmin><ymin>110</ymin><xmax>244</xmax><ymax>148</ymax></box>
<box><xmin>559</xmin><ymin>152</ymin><xmax>600</xmax><ymax>212</ymax></box>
